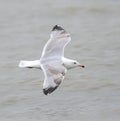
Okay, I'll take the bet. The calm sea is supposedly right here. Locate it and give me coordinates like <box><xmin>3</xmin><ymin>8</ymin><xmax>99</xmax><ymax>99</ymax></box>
<box><xmin>0</xmin><ymin>0</ymin><xmax>120</xmax><ymax>121</ymax></box>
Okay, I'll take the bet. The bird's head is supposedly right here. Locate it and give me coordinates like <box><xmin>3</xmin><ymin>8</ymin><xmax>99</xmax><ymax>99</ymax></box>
<box><xmin>63</xmin><ymin>59</ymin><xmax>85</xmax><ymax>69</ymax></box>
<box><xmin>71</xmin><ymin>60</ymin><xmax>85</xmax><ymax>69</ymax></box>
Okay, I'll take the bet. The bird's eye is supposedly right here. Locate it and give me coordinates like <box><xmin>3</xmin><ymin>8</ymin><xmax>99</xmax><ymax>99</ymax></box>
<box><xmin>74</xmin><ymin>62</ymin><xmax>77</xmax><ymax>64</ymax></box>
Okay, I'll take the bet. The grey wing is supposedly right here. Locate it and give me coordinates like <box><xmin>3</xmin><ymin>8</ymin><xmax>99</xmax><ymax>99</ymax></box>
<box><xmin>41</xmin><ymin>25</ymin><xmax>71</xmax><ymax>61</ymax></box>
<box><xmin>41</xmin><ymin>64</ymin><xmax>67</xmax><ymax>95</ymax></box>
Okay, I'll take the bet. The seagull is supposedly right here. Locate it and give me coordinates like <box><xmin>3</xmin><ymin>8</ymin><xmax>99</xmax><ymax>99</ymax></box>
<box><xmin>19</xmin><ymin>25</ymin><xmax>85</xmax><ymax>95</ymax></box>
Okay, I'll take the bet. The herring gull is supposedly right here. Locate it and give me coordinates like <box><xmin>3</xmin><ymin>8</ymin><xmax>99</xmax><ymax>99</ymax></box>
<box><xmin>19</xmin><ymin>25</ymin><xmax>85</xmax><ymax>95</ymax></box>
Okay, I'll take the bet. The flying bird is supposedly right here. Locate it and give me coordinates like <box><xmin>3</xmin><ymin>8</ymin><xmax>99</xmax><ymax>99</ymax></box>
<box><xmin>19</xmin><ymin>25</ymin><xmax>85</xmax><ymax>95</ymax></box>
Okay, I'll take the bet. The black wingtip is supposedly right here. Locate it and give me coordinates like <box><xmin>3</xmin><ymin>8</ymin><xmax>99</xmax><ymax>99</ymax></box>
<box><xmin>43</xmin><ymin>89</ymin><xmax>48</xmax><ymax>95</ymax></box>
<box><xmin>43</xmin><ymin>86</ymin><xmax>58</xmax><ymax>95</ymax></box>
<box><xmin>52</xmin><ymin>25</ymin><xmax>64</xmax><ymax>31</ymax></box>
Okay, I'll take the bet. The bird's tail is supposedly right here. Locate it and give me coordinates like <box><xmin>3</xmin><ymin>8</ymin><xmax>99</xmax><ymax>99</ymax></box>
<box><xmin>18</xmin><ymin>60</ymin><xmax>41</xmax><ymax>69</ymax></box>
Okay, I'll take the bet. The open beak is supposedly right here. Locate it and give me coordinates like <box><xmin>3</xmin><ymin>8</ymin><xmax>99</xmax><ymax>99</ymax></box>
<box><xmin>79</xmin><ymin>64</ymin><xmax>85</xmax><ymax>68</ymax></box>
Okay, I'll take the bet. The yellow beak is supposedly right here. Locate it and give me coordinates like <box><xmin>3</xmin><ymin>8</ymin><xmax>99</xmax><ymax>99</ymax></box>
<box><xmin>79</xmin><ymin>64</ymin><xmax>85</xmax><ymax>68</ymax></box>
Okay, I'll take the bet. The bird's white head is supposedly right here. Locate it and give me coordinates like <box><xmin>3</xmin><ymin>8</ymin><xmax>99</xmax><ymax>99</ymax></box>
<box><xmin>63</xmin><ymin>58</ymin><xmax>85</xmax><ymax>70</ymax></box>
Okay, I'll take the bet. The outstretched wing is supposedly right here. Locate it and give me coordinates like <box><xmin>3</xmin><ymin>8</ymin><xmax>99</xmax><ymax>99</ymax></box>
<box><xmin>40</xmin><ymin>25</ymin><xmax>69</xmax><ymax>95</ymax></box>
<box><xmin>41</xmin><ymin>64</ymin><xmax>67</xmax><ymax>95</ymax></box>
<box><xmin>40</xmin><ymin>25</ymin><xmax>71</xmax><ymax>61</ymax></box>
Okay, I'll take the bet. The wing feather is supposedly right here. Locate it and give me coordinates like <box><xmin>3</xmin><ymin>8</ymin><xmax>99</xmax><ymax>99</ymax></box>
<box><xmin>40</xmin><ymin>25</ymin><xmax>69</xmax><ymax>95</ymax></box>
<box><xmin>40</xmin><ymin>25</ymin><xmax>71</xmax><ymax>61</ymax></box>
<box><xmin>41</xmin><ymin>64</ymin><xmax>66</xmax><ymax>95</ymax></box>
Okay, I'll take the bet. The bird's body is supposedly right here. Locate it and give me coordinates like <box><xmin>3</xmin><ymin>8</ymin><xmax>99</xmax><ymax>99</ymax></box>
<box><xmin>19</xmin><ymin>57</ymin><xmax>84</xmax><ymax>70</ymax></box>
<box><xmin>19</xmin><ymin>25</ymin><xmax>85</xmax><ymax>95</ymax></box>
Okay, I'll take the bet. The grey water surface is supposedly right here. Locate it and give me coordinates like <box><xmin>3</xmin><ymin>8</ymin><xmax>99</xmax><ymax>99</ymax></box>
<box><xmin>0</xmin><ymin>0</ymin><xmax>120</xmax><ymax>121</ymax></box>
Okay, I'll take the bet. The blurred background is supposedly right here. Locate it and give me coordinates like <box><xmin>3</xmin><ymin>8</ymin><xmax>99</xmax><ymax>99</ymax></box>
<box><xmin>0</xmin><ymin>0</ymin><xmax>120</xmax><ymax>121</ymax></box>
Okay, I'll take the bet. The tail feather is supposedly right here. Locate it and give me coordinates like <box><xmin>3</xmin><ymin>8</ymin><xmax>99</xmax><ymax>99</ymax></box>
<box><xmin>18</xmin><ymin>60</ymin><xmax>41</xmax><ymax>69</ymax></box>
<box><xmin>19</xmin><ymin>61</ymin><xmax>29</xmax><ymax>68</ymax></box>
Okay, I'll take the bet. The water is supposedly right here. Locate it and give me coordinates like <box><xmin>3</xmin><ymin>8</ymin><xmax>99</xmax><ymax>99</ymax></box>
<box><xmin>0</xmin><ymin>0</ymin><xmax>120</xmax><ymax>121</ymax></box>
